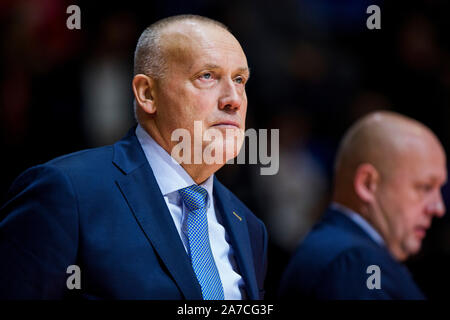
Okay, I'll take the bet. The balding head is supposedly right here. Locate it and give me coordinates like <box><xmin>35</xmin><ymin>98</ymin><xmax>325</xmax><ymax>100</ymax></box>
<box><xmin>334</xmin><ymin>111</ymin><xmax>443</xmax><ymax>188</ymax></box>
<box><xmin>134</xmin><ymin>15</ymin><xmax>230</xmax><ymax>78</ymax></box>
<box><xmin>332</xmin><ymin>111</ymin><xmax>447</xmax><ymax>261</ymax></box>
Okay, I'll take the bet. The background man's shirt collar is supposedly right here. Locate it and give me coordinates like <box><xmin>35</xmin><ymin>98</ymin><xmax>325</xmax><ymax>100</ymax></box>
<box><xmin>330</xmin><ymin>202</ymin><xmax>385</xmax><ymax>247</ymax></box>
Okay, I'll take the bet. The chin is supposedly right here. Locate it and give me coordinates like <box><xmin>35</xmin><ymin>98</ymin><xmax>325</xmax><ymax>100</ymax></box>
<box><xmin>221</xmin><ymin>142</ymin><xmax>240</xmax><ymax>164</ymax></box>
<box><xmin>203</xmin><ymin>132</ymin><xmax>243</xmax><ymax>164</ymax></box>
<box><xmin>405</xmin><ymin>239</ymin><xmax>422</xmax><ymax>258</ymax></box>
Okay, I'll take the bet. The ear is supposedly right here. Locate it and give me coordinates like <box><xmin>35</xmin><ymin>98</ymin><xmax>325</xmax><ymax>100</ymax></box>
<box><xmin>354</xmin><ymin>163</ymin><xmax>379</xmax><ymax>203</ymax></box>
<box><xmin>132</xmin><ymin>74</ymin><xmax>157</xmax><ymax>115</ymax></box>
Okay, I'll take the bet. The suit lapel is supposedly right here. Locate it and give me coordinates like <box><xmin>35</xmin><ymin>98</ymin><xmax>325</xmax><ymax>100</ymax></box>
<box><xmin>112</xmin><ymin>129</ymin><xmax>202</xmax><ymax>299</ymax></box>
<box><xmin>213</xmin><ymin>179</ymin><xmax>259</xmax><ymax>300</ymax></box>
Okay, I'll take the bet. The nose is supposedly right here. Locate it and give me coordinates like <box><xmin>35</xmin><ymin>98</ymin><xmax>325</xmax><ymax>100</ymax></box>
<box><xmin>426</xmin><ymin>191</ymin><xmax>446</xmax><ymax>218</ymax></box>
<box><xmin>218</xmin><ymin>79</ymin><xmax>243</xmax><ymax>112</ymax></box>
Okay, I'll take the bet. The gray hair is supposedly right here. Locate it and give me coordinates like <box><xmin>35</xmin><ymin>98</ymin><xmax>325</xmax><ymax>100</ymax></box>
<box><xmin>133</xmin><ymin>14</ymin><xmax>229</xmax><ymax>78</ymax></box>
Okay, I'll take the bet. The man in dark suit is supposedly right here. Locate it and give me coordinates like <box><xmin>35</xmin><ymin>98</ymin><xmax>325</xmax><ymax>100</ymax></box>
<box><xmin>279</xmin><ymin>111</ymin><xmax>447</xmax><ymax>299</ymax></box>
<box><xmin>0</xmin><ymin>15</ymin><xmax>268</xmax><ymax>300</ymax></box>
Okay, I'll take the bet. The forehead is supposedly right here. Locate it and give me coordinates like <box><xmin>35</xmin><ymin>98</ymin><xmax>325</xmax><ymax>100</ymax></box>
<box><xmin>394</xmin><ymin>133</ymin><xmax>447</xmax><ymax>183</ymax></box>
<box><xmin>160</xmin><ymin>22</ymin><xmax>248</xmax><ymax>72</ymax></box>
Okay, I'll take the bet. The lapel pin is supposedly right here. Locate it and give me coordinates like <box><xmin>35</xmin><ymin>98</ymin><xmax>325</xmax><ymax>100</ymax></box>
<box><xmin>233</xmin><ymin>211</ymin><xmax>242</xmax><ymax>221</ymax></box>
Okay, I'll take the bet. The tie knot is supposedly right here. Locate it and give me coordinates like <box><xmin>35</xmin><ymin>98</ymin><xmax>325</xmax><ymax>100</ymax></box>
<box><xmin>178</xmin><ymin>185</ymin><xmax>209</xmax><ymax>211</ymax></box>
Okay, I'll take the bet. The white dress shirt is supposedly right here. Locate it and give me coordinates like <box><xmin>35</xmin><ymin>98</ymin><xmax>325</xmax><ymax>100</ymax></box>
<box><xmin>330</xmin><ymin>202</ymin><xmax>385</xmax><ymax>246</ymax></box>
<box><xmin>136</xmin><ymin>125</ymin><xmax>245</xmax><ymax>299</ymax></box>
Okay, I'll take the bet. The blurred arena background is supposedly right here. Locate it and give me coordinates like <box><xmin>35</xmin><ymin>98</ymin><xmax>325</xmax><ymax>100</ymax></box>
<box><xmin>1</xmin><ymin>0</ymin><xmax>450</xmax><ymax>299</ymax></box>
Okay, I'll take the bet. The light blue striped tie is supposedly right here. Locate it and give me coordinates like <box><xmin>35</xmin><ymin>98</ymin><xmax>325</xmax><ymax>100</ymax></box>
<box><xmin>179</xmin><ymin>184</ymin><xmax>225</xmax><ymax>300</ymax></box>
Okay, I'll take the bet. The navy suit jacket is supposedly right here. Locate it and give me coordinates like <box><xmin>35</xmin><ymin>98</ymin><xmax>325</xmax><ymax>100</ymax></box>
<box><xmin>0</xmin><ymin>128</ymin><xmax>268</xmax><ymax>299</ymax></box>
<box><xmin>279</xmin><ymin>207</ymin><xmax>425</xmax><ymax>300</ymax></box>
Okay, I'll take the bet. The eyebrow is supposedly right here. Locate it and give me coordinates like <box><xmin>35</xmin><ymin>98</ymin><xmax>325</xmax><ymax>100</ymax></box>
<box><xmin>201</xmin><ymin>63</ymin><xmax>220</xmax><ymax>70</ymax></box>
<box><xmin>422</xmin><ymin>175</ymin><xmax>448</xmax><ymax>185</ymax></box>
<box><xmin>238</xmin><ymin>67</ymin><xmax>251</xmax><ymax>78</ymax></box>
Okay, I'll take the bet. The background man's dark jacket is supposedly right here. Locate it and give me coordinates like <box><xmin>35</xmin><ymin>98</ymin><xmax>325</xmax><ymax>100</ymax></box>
<box><xmin>279</xmin><ymin>207</ymin><xmax>425</xmax><ymax>299</ymax></box>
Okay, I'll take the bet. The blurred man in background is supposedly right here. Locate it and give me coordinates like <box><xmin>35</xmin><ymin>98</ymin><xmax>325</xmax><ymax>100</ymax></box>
<box><xmin>279</xmin><ymin>111</ymin><xmax>447</xmax><ymax>299</ymax></box>
<box><xmin>0</xmin><ymin>15</ymin><xmax>267</xmax><ymax>300</ymax></box>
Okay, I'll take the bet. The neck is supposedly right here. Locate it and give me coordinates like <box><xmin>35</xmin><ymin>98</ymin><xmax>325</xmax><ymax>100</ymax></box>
<box><xmin>140</xmin><ymin>121</ymin><xmax>223</xmax><ymax>184</ymax></box>
<box><xmin>180</xmin><ymin>163</ymin><xmax>222</xmax><ymax>184</ymax></box>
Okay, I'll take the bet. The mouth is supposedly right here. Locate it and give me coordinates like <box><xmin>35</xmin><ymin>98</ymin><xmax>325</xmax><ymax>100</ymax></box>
<box><xmin>414</xmin><ymin>226</ymin><xmax>429</xmax><ymax>239</ymax></box>
<box><xmin>211</xmin><ymin>121</ymin><xmax>241</xmax><ymax>129</ymax></box>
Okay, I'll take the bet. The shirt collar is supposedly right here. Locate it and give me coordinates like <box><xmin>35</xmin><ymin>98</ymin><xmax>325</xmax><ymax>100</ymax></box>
<box><xmin>135</xmin><ymin>124</ymin><xmax>214</xmax><ymax>201</ymax></box>
<box><xmin>330</xmin><ymin>202</ymin><xmax>385</xmax><ymax>247</ymax></box>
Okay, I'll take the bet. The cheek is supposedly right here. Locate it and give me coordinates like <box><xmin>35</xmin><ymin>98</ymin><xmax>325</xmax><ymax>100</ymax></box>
<box><xmin>378</xmin><ymin>186</ymin><xmax>408</xmax><ymax>233</ymax></box>
<box><xmin>393</xmin><ymin>196</ymin><xmax>421</xmax><ymax>239</ymax></box>
<box><xmin>160</xmin><ymin>90</ymin><xmax>198</xmax><ymax>127</ymax></box>
<box><xmin>402</xmin><ymin>189</ymin><xmax>425</xmax><ymax>221</ymax></box>
<box><xmin>241</xmin><ymin>95</ymin><xmax>248</xmax><ymax>117</ymax></box>
<box><xmin>186</xmin><ymin>91</ymin><xmax>221</xmax><ymax>124</ymax></box>
<box><xmin>235</xmin><ymin>93</ymin><xmax>248</xmax><ymax>128</ymax></box>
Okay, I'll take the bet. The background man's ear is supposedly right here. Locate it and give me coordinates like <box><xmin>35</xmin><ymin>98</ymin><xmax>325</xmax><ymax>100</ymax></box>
<box><xmin>132</xmin><ymin>74</ymin><xmax>157</xmax><ymax>114</ymax></box>
<box><xmin>354</xmin><ymin>163</ymin><xmax>379</xmax><ymax>203</ymax></box>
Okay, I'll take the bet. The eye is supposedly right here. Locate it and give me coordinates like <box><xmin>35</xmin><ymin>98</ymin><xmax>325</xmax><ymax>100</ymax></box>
<box><xmin>234</xmin><ymin>76</ymin><xmax>246</xmax><ymax>84</ymax></box>
<box><xmin>419</xmin><ymin>184</ymin><xmax>434</xmax><ymax>193</ymax></box>
<box><xmin>200</xmin><ymin>72</ymin><xmax>213</xmax><ymax>80</ymax></box>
